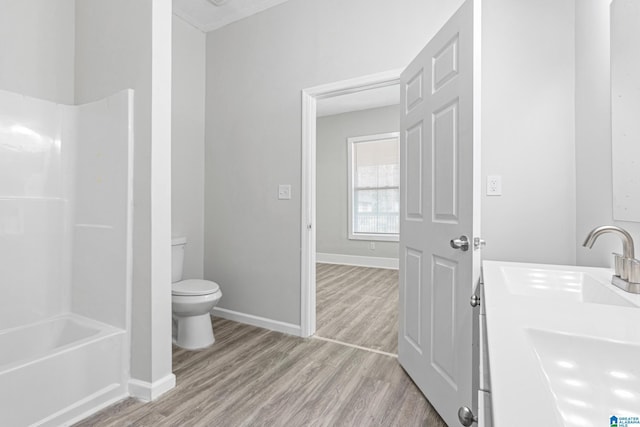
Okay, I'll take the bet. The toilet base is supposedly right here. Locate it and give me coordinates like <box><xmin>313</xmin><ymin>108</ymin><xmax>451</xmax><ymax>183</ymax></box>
<box><xmin>173</xmin><ymin>313</ymin><xmax>215</xmax><ymax>350</ymax></box>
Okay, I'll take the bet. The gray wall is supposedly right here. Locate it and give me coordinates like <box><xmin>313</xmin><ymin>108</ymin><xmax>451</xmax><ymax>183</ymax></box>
<box><xmin>172</xmin><ymin>15</ymin><xmax>206</xmax><ymax>280</ymax></box>
<box><xmin>204</xmin><ymin>0</ymin><xmax>466</xmax><ymax>326</ymax></box>
<box><xmin>316</xmin><ymin>105</ymin><xmax>399</xmax><ymax>259</ymax></box>
<box><xmin>0</xmin><ymin>0</ymin><xmax>75</xmax><ymax>104</ymax></box>
<box><xmin>480</xmin><ymin>0</ymin><xmax>577</xmax><ymax>265</ymax></box>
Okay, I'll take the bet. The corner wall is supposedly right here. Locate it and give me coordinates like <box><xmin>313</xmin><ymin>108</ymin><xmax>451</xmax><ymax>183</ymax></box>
<box><xmin>172</xmin><ymin>15</ymin><xmax>206</xmax><ymax>279</ymax></box>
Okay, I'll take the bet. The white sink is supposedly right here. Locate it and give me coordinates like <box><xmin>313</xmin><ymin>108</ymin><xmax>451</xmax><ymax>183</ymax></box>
<box><xmin>500</xmin><ymin>266</ymin><xmax>636</xmax><ymax>307</ymax></box>
<box><xmin>528</xmin><ymin>329</ymin><xmax>640</xmax><ymax>427</ymax></box>
<box><xmin>483</xmin><ymin>261</ymin><xmax>640</xmax><ymax>427</ymax></box>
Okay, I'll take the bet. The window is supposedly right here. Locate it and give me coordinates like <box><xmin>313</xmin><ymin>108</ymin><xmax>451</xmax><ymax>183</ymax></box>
<box><xmin>348</xmin><ymin>132</ymin><xmax>400</xmax><ymax>241</ymax></box>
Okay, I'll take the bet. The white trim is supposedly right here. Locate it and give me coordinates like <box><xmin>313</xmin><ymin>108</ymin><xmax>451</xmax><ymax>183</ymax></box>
<box><xmin>128</xmin><ymin>374</ymin><xmax>176</xmax><ymax>402</ymax></box>
<box><xmin>124</xmin><ymin>88</ymin><xmax>135</xmax><ymax>413</ymax></box>
<box><xmin>316</xmin><ymin>252</ymin><xmax>399</xmax><ymax>270</ymax></box>
<box><xmin>301</xmin><ymin>89</ymin><xmax>317</xmax><ymax>338</ymax></box>
<box><xmin>301</xmin><ymin>69</ymin><xmax>403</xmax><ymax>338</ymax></box>
<box><xmin>212</xmin><ymin>307</ymin><xmax>302</xmax><ymax>336</ymax></box>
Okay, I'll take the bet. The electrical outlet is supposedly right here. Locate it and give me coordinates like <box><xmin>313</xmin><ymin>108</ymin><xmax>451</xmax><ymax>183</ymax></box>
<box><xmin>487</xmin><ymin>175</ymin><xmax>502</xmax><ymax>196</ymax></box>
<box><xmin>369</xmin><ymin>242</ymin><xmax>376</xmax><ymax>250</ymax></box>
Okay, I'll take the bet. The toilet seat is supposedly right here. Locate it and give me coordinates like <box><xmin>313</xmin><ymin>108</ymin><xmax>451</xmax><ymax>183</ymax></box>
<box><xmin>172</xmin><ymin>279</ymin><xmax>220</xmax><ymax>296</ymax></box>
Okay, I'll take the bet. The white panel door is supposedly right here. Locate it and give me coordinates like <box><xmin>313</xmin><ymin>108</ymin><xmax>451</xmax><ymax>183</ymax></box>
<box><xmin>398</xmin><ymin>1</ymin><xmax>481</xmax><ymax>426</ymax></box>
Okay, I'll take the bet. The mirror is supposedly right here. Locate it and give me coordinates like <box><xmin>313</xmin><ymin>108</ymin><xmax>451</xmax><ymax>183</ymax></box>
<box><xmin>612</xmin><ymin>0</ymin><xmax>640</xmax><ymax>221</ymax></box>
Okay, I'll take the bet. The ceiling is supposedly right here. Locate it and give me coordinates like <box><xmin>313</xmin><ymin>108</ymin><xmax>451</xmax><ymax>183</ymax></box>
<box><xmin>173</xmin><ymin>0</ymin><xmax>292</xmax><ymax>32</ymax></box>
<box><xmin>316</xmin><ymin>85</ymin><xmax>400</xmax><ymax>118</ymax></box>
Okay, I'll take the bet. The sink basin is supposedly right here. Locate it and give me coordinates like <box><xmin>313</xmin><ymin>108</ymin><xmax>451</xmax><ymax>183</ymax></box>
<box><xmin>500</xmin><ymin>266</ymin><xmax>636</xmax><ymax>307</ymax></box>
<box><xmin>528</xmin><ymin>329</ymin><xmax>640</xmax><ymax>427</ymax></box>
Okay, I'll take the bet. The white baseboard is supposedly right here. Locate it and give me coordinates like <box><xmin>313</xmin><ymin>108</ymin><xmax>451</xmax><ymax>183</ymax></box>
<box><xmin>316</xmin><ymin>252</ymin><xmax>399</xmax><ymax>270</ymax></box>
<box><xmin>212</xmin><ymin>307</ymin><xmax>302</xmax><ymax>337</ymax></box>
<box><xmin>128</xmin><ymin>373</ymin><xmax>176</xmax><ymax>402</ymax></box>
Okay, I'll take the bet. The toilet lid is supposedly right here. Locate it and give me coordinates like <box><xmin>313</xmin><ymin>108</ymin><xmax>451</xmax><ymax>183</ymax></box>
<box><xmin>172</xmin><ymin>279</ymin><xmax>220</xmax><ymax>296</ymax></box>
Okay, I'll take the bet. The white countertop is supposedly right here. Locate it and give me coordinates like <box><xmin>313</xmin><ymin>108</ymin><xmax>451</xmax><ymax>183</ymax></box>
<box><xmin>482</xmin><ymin>260</ymin><xmax>640</xmax><ymax>427</ymax></box>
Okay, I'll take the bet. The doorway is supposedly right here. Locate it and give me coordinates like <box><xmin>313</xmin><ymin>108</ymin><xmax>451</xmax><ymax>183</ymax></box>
<box><xmin>300</xmin><ymin>70</ymin><xmax>402</xmax><ymax>340</ymax></box>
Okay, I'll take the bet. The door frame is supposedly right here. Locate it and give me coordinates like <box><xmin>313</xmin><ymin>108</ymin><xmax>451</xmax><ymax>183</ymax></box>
<box><xmin>300</xmin><ymin>69</ymin><xmax>403</xmax><ymax>337</ymax></box>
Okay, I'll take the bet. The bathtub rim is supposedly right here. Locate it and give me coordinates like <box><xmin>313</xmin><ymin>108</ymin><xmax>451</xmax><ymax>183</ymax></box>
<box><xmin>0</xmin><ymin>312</ymin><xmax>125</xmax><ymax>375</ymax></box>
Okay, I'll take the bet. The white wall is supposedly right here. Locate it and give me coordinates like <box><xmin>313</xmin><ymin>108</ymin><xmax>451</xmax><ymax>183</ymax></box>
<box><xmin>481</xmin><ymin>0</ymin><xmax>577</xmax><ymax>265</ymax></box>
<box><xmin>0</xmin><ymin>0</ymin><xmax>75</xmax><ymax>104</ymax></box>
<box><xmin>204</xmin><ymin>0</ymin><xmax>465</xmax><ymax>326</ymax></box>
<box><xmin>575</xmin><ymin>0</ymin><xmax>640</xmax><ymax>267</ymax></box>
<box><xmin>75</xmin><ymin>0</ymin><xmax>174</xmax><ymax>399</ymax></box>
<box><xmin>172</xmin><ymin>15</ymin><xmax>206</xmax><ymax>280</ymax></box>
<box><xmin>316</xmin><ymin>105</ymin><xmax>399</xmax><ymax>260</ymax></box>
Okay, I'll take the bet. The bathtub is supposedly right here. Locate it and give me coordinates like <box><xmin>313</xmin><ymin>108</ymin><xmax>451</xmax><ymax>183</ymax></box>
<box><xmin>0</xmin><ymin>314</ymin><xmax>128</xmax><ymax>426</ymax></box>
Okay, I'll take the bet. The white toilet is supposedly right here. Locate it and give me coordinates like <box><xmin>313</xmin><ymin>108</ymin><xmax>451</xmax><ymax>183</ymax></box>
<box><xmin>172</xmin><ymin>237</ymin><xmax>222</xmax><ymax>350</ymax></box>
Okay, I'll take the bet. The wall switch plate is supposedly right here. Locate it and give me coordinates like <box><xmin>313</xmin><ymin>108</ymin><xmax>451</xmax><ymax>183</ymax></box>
<box><xmin>278</xmin><ymin>184</ymin><xmax>291</xmax><ymax>200</ymax></box>
<box><xmin>487</xmin><ymin>175</ymin><xmax>502</xmax><ymax>196</ymax></box>
<box><xmin>369</xmin><ymin>242</ymin><xmax>375</xmax><ymax>250</ymax></box>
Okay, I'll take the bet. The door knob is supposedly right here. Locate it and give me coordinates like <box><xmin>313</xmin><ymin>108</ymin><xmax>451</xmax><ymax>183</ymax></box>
<box><xmin>450</xmin><ymin>235</ymin><xmax>470</xmax><ymax>251</ymax></box>
<box><xmin>470</xmin><ymin>294</ymin><xmax>480</xmax><ymax>307</ymax></box>
<box><xmin>458</xmin><ymin>406</ymin><xmax>478</xmax><ymax>426</ymax></box>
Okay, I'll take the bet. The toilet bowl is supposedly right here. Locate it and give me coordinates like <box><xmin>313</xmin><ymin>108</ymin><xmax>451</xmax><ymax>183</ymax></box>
<box><xmin>172</xmin><ymin>238</ymin><xmax>222</xmax><ymax>350</ymax></box>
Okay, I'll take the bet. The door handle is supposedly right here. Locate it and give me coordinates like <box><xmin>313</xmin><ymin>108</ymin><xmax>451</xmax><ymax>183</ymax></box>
<box><xmin>470</xmin><ymin>294</ymin><xmax>480</xmax><ymax>307</ymax></box>
<box><xmin>450</xmin><ymin>235</ymin><xmax>470</xmax><ymax>251</ymax></box>
<box><xmin>458</xmin><ymin>406</ymin><xmax>478</xmax><ymax>426</ymax></box>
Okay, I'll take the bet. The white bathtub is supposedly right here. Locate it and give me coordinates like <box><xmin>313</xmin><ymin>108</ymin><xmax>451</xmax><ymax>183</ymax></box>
<box><xmin>0</xmin><ymin>314</ymin><xmax>128</xmax><ymax>426</ymax></box>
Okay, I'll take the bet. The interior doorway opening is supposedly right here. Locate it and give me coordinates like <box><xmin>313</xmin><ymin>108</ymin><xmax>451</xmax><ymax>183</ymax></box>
<box><xmin>300</xmin><ymin>70</ymin><xmax>402</xmax><ymax>341</ymax></box>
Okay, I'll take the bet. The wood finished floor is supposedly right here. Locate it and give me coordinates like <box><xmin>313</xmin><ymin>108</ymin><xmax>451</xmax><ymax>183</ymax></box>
<box><xmin>316</xmin><ymin>263</ymin><xmax>398</xmax><ymax>355</ymax></box>
<box><xmin>75</xmin><ymin>318</ymin><xmax>446</xmax><ymax>427</ymax></box>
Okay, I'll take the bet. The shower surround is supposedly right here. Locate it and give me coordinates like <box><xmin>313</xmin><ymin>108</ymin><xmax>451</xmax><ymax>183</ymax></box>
<box><xmin>0</xmin><ymin>88</ymin><xmax>133</xmax><ymax>426</ymax></box>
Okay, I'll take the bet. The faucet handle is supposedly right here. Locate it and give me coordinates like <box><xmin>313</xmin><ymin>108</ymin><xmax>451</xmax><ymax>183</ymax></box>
<box><xmin>625</xmin><ymin>258</ymin><xmax>640</xmax><ymax>284</ymax></box>
<box><xmin>613</xmin><ymin>253</ymin><xmax>625</xmax><ymax>278</ymax></box>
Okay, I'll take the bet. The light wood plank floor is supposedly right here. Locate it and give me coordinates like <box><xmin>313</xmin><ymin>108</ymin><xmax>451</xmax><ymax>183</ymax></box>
<box><xmin>316</xmin><ymin>263</ymin><xmax>398</xmax><ymax>354</ymax></box>
<box><xmin>75</xmin><ymin>318</ymin><xmax>446</xmax><ymax>427</ymax></box>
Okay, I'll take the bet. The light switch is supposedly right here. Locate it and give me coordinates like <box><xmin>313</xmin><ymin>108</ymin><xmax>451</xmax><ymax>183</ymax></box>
<box><xmin>278</xmin><ymin>184</ymin><xmax>291</xmax><ymax>200</ymax></box>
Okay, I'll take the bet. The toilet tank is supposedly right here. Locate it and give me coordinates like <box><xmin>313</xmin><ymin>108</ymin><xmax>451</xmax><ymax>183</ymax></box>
<box><xmin>171</xmin><ymin>237</ymin><xmax>187</xmax><ymax>283</ymax></box>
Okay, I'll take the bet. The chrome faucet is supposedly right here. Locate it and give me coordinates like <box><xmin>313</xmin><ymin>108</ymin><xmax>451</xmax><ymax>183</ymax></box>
<box><xmin>583</xmin><ymin>225</ymin><xmax>640</xmax><ymax>293</ymax></box>
<box><xmin>583</xmin><ymin>225</ymin><xmax>635</xmax><ymax>258</ymax></box>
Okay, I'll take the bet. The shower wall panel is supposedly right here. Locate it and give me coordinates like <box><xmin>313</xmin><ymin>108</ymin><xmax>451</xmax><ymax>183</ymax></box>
<box><xmin>0</xmin><ymin>90</ymin><xmax>74</xmax><ymax>329</ymax></box>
